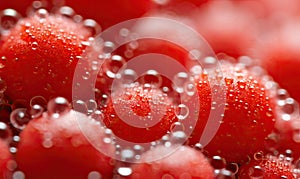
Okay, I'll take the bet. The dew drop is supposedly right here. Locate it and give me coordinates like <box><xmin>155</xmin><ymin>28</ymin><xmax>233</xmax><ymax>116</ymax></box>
<box><xmin>47</xmin><ymin>97</ymin><xmax>70</xmax><ymax>119</ymax></box>
<box><xmin>83</xmin><ymin>19</ymin><xmax>101</xmax><ymax>36</ymax></box>
<box><xmin>174</xmin><ymin>104</ymin><xmax>189</xmax><ymax>120</ymax></box>
<box><xmin>35</xmin><ymin>9</ymin><xmax>48</xmax><ymax>19</ymax></box>
<box><xmin>0</xmin><ymin>9</ymin><xmax>21</xmax><ymax>32</ymax></box>
<box><xmin>10</xmin><ymin>108</ymin><xmax>31</xmax><ymax>130</ymax></box>
<box><xmin>12</xmin><ymin>171</ymin><xmax>25</xmax><ymax>179</ymax></box>
<box><xmin>88</xmin><ymin>171</ymin><xmax>102</xmax><ymax>179</ymax></box>
<box><xmin>0</xmin><ymin>122</ymin><xmax>10</xmax><ymax>140</ymax></box>
<box><xmin>56</xmin><ymin>6</ymin><xmax>75</xmax><ymax>18</ymax></box>
<box><xmin>211</xmin><ymin>156</ymin><xmax>226</xmax><ymax>169</ymax></box>
<box><xmin>140</xmin><ymin>70</ymin><xmax>162</xmax><ymax>88</ymax></box>
<box><xmin>117</xmin><ymin>167</ymin><xmax>132</xmax><ymax>176</ymax></box>
<box><xmin>105</xmin><ymin>55</ymin><xmax>126</xmax><ymax>79</ymax></box>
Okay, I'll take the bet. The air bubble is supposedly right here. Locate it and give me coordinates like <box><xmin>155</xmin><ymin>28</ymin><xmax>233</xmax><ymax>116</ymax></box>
<box><xmin>10</xmin><ymin>147</ymin><xmax>17</xmax><ymax>154</ymax></box>
<box><xmin>120</xmin><ymin>69</ymin><xmax>137</xmax><ymax>85</ymax></box>
<box><xmin>277</xmin><ymin>89</ymin><xmax>288</xmax><ymax>100</ymax></box>
<box><xmin>11</xmin><ymin>135</ymin><xmax>20</xmax><ymax>147</ymax></box>
<box><xmin>88</xmin><ymin>171</ymin><xmax>102</xmax><ymax>179</ymax></box>
<box><xmin>190</xmin><ymin>65</ymin><xmax>202</xmax><ymax>76</ymax></box>
<box><xmin>117</xmin><ymin>167</ymin><xmax>132</xmax><ymax>176</ymax></box>
<box><xmin>214</xmin><ymin>169</ymin><xmax>235</xmax><ymax>179</ymax></box>
<box><xmin>103</xmin><ymin>41</ymin><xmax>115</xmax><ymax>54</ymax></box>
<box><xmin>226</xmin><ymin>163</ymin><xmax>239</xmax><ymax>175</ymax></box>
<box><xmin>0</xmin><ymin>9</ymin><xmax>21</xmax><ymax>32</ymax></box>
<box><xmin>121</xmin><ymin>149</ymin><xmax>135</xmax><ymax>161</ymax></box>
<box><xmin>30</xmin><ymin>104</ymin><xmax>44</xmax><ymax>118</ymax></box>
<box><xmin>282</xmin><ymin>98</ymin><xmax>296</xmax><ymax>114</ymax></box>
<box><xmin>35</xmin><ymin>9</ymin><xmax>48</xmax><ymax>19</ymax></box>
<box><xmin>170</xmin><ymin>131</ymin><xmax>186</xmax><ymax>143</ymax></box>
<box><xmin>0</xmin><ymin>122</ymin><xmax>10</xmax><ymax>140</ymax></box>
<box><xmin>174</xmin><ymin>104</ymin><xmax>189</xmax><ymax>120</ymax></box>
<box><xmin>47</xmin><ymin>97</ymin><xmax>70</xmax><ymax>119</ymax></box>
<box><xmin>57</xmin><ymin>6</ymin><xmax>75</xmax><ymax>18</ymax></box>
<box><xmin>42</xmin><ymin>138</ymin><xmax>53</xmax><ymax>148</ymax></box>
<box><xmin>140</xmin><ymin>70</ymin><xmax>162</xmax><ymax>88</ymax></box>
<box><xmin>105</xmin><ymin>55</ymin><xmax>126</xmax><ymax>79</ymax></box>
<box><xmin>83</xmin><ymin>19</ymin><xmax>101</xmax><ymax>36</ymax></box>
<box><xmin>30</xmin><ymin>96</ymin><xmax>47</xmax><ymax>108</ymax></box>
<box><xmin>184</xmin><ymin>82</ymin><xmax>196</xmax><ymax>96</ymax></box>
<box><xmin>10</xmin><ymin>108</ymin><xmax>31</xmax><ymax>130</ymax></box>
<box><xmin>172</xmin><ymin>72</ymin><xmax>189</xmax><ymax>94</ymax></box>
<box><xmin>31</xmin><ymin>41</ymin><xmax>38</xmax><ymax>50</ymax></box>
<box><xmin>253</xmin><ymin>151</ymin><xmax>264</xmax><ymax>161</ymax></box>
<box><xmin>12</xmin><ymin>171</ymin><xmax>25</xmax><ymax>179</ymax></box>
<box><xmin>211</xmin><ymin>156</ymin><xmax>226</xmax><ymax>169</ymax></box>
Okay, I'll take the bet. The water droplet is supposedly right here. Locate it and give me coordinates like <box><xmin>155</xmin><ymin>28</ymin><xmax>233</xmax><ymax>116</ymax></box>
<box><xmin>30</xmin><ymin>104</ymin><xmax>44</xmax><ymax>119</ymax></box>
<box><xmin>174</xmin><ymin>104</ymin><xmax>189</xmax><ymax>120</ymax></box>
<box><xmin>88</xmin><ymin>171</ymin><xmax>102</xmax><ymax>179</ymax></box>
<box><xmin>120</xmin><ymin>69</ymin><xmax>137</xmax><ymax>85</ymax></box>
<box><xmin>57</xmin><ymin>6</ymin><xmax>75</xmax><ymax>18</ymax></box>
<box><xmin>47</xmin><ymin>97</ymin><xmax>70</xmax><ymax>119</ymax></box>
<box><xmin>117</xmin><ymin>167</ymin><xmax>132</xmax><ymax>176</ymax></box>
<box><xmin>0</xmin><ymin>122</ymin><xmax>10</xmax><ymax>140</ymax></box>
<box><xmin>0</xmin><ymin>9</ymin><xmax>21</xmax><ymax>32</ymax></box>
<box><xmin>172</xmin><ymin>72</ymin><xmax>189</xmax><ymax>94</ymax></box>
<box><xmin>9</xmin><ymin>147</ymin><xmax>17</xmax><ymax>154</ymax></box>
<box><xmin>12</xmin><ymin>171</ymin><xmax>25</xmax><ymax>179</ymax></box>
<box><xmin>83</xmin><ymin>19</ymin><xmax>101</xmax><ymax>36</ymax></box>
<box><xmin>10</xmin><ymin>108</ymin><xmax>31</xmax><ymax>130</ymax></box>
<box><xmin>10</xmin><ymin>135</ymin><xmax>20</xmax><ymax>147</ymax></box>
<box><xmin>31</xmin><ymin>41</ymin><xmax>38</xmax><ymax>50</ymax></box>
<box><xmin>211</xmin><ymin>156</ymin><xmax>226</xmax><ymax>169</ymax></box>
<box><xmin>105</xmin><ymin>55</ymin><xmax>126</xmax><ymax>79</ymax></box>
<box><xmin>140</xmin><ymin>70</ymin><xmax>162</xmax><ymax>88</ymax></box>
<box><xmin>35</xmin><ymin>9</ymin><xmax>48</xmax><ymax>19</ymax></box>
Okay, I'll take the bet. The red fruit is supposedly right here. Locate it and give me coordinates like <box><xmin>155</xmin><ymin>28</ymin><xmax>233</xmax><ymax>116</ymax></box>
<box><xmin>102</xmin><ymin>83</ymin><xmax>177</xmax><ymax>143</ymax></box>
<box><xmin>129</xmin><ymin>145</ymin><xmax>215</xmax><ymax>179</ymax></box>
<box><xmin>193</xmin><ymin>0</ymin><xmax>259</xmax><ymax>58</ymax></box>
<box><xmin>64</xmin><ymin>0</ymin><xmax>153</xmax><ymax>29</ymax></box>
<box><xmin>16</xmin><ymin>98</ymin><xmax>115</xmax><ymax>179</ymax></box>
<box><xmin>239</xmin><ymin>154</ymin><xmax>297</xmax><ymax>178</ymax></box>
<box><xmin>0</xmin><ymin>139</ymin><xmax>12</xmax><ymax>179</ymax></box>
<box><xmin>257</xmin><ymin>19</ymin><xmax>300</xmax><ymax>103</ymax></box>
<box><xmin>0</xmin><ymin>11</ymin><xmax>91</xmax><ymax>103</ymax></box>
<box><xmin>188</xmin><ymin>60</ymin><xmax>277</xmax><ymax>164</ymax></box>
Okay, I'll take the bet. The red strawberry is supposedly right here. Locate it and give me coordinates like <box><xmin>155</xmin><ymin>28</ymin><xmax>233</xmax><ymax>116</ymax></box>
<box><xmin>128</xmin><ymin>145</ymin><xmax>215</xmax><ymax>179</ymax></box>
<box><xmin>16</xmin><ymin>97</ymin><xmax>115</xmax><ymax>179</ymax></box>
<box><xmin>0</xmin><ymin>139</ymin><xmax>13</xmax><ymax>179</ymax></box>
<box><xmin>188</xmin><ymin>60</ymin><xmax>277</xmax><ymax>164</ymax></box>
<box><xmin>193</xmin><ymin>0</ymin><xmax>259</xmax><ymax>58</ymax></box>
<box><xmin>64</xmin><ymin>0</ymin><xmax>153</xmax><ymax>30</ymax></box>
<box><xmin>102</xmin><ymin>82</ymin><xmax>177</xmax><ymax>143</ymax></box>
<box><xmin>239</xmin><ymin>154</ymin><xmax>297</xmax><ymax>178</ymax></box>
<box><xmin>0</xmin><ymin>10</ymin><xmax>91</xmax><ymax>103</ymax></box>
<box><xmin>256</xmin><ymin>18</ymin><xmax>300</xmax><ymax>103</ymax></box>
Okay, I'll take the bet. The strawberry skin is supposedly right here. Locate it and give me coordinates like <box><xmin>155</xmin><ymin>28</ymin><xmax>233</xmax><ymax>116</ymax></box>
<box><xmin>189</xmin><ymin>61</ymin><xmax>276</xmax><ymax>164</ymax></box>
<box><xmin>0</xmin><ymin>11</ymin><xmax>91</xmax><ymax>103</ymax></box>
<box><xmin>16</xmin><ymin>108</ymin><xmax>115</xmax><ymax>179</ymax></box>
<box><xmin>129</xmin><ymin>145</ymin><xmax>215</xmax><ymax>179</ymax></box>
<box><xmin>102</xmin><ymin>83</ymin><xmax>177</xmax><ymax>143</ymax></box>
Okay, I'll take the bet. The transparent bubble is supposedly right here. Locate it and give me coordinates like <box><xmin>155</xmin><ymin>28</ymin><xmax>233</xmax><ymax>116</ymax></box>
<box><xmin>11</xmin><ymin>135</ymin><xmax>21</xmax><ymax>147</ymax></box>
<box><xmin>184</xmin><ymin>81</ymin><xmax>196</xmax><ymax>96</ymax></box>
<box><xmin>174</xmin><ymin>104</ymin><xmax>189</xmax><ymax>120</ymax></box>
<box><xmin>121</xmin><ymin>149</ymin><xmax>135</xmax><ymax>161</ymax></box>
<box><xmin>211</xmin><ymin>156</ymin><xmax>226</xmax><ymax>169</ymax></box>
<box><xmin>140</xmin><ymin>70</ymin><xmax>162</xmax><ymax>88</ymax></box>
<box><xmin>0</xmin><ymin>122</ymin><xmax>10</xmax><ymax>140</ymax></box>
<box><xmin>214</xmin><ymin>169</ymin><xmax>235</xmax><ymax>179</ymax></box>
<box><xmin>120</xmin><ymin>69</ymin><xmax>137</xmax><ymax>85</ymax></box>
<box><xmin>253</xmin><ymin>151</ymin><xmax>264</xmax><ymax>161</ymax></box>
<box><xmin>10</xmin><ymin>147</ymin><xmax>17</xmax><ymax>154</ymax></box>
<box><xmin>35</xmin><ymin>9</ymin><xmax>48</xmax><ymax>19</ymax></box>
<box><xmin>172</xmin><ymin>72</ymin><xmax>189</xmax><ymax>94</ymax></box>
<box><xmin>56</xmin><ymin>6</ymin><xmax>75</xmax><ymax>18</ymax></box>
<box><xmin>103</xmin><ymin>41</ymin><xmax>115</xmax><ymax>54</ymax></box>
<box><xmin>47</xmin><ymin>97</ymin><xmax>70</xmax><ymax>119</ymax></box>
<box><xmin>170</xmin><ymin>131</ymin><xmax>186</xmax><ymax>144</ymax></box>
<box><xmin>83</xmin><ymin>19</ymin><xmax>101</xmax><ymax>36</ymax></box>
<box><xmin>105</xmin><ymin>55</ymin><xmax>126</xmax><ymax>79</ymax></box>
<box><xmin>0</xmin><ymin>8</ymin><xmax>21</xmax><ymax>32</ymax></box>
<box><xmin>30</xmin><ymin>96</ymin><xmax>47</xmax><ymax>109</ymax></box>
<box><xmin>12</xmin><ymin>171</ymin><xmax>25</xmax><ymax>179</ymax></box>
<box><xmin>85</xmin><ymin>99</ymin><xmax>97</xmax><ymax>114</ymax></box>
<box><xmin>10</xmin><ymin>108</ymin><xmax>31</xmax><ymax>130</ymax></box>
<box><xmin>30</xmin><ymin>104</ymin><xmax>44</xmax><ymax>119</ymax></box>
<box><xmin>277</xmin><ymin>89</ymin><xmax>289</xmax><ymax>100</ymax></box>
<box><xmin>88</xmin><ymin>171</ymin><xmax>102</xmax><ymax>179</ymax></box>
<box><xmin>117</xmin><ymin>167</ymin><xmax>132</xmax><ymax>176</ymax></box>
<box><xmin>31</xmin><ymin>41</ymin><xmax>38</xmax><ymax>50</ymax></box>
